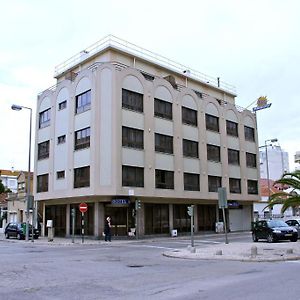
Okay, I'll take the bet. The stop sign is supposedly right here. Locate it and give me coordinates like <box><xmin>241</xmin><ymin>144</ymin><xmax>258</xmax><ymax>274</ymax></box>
<box><xmin>79</xmin><ymin>203</ymin><xmax>88</xmax><ymax>213</ymax></box>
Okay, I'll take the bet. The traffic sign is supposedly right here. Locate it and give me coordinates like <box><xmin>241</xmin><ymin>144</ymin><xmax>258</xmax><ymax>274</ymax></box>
<box><xmin>79</xmin><ymin>203</ymin><xmax>88</xmax><ymax>213</ymax></box>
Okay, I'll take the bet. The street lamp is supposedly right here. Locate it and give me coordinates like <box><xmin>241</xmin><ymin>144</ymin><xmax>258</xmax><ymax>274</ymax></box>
<box><xmin>11</xmin><ymin>104</ymin><xmax>33</xmax><ymax>242</ymax></box>
<box><xmin>263</xmin><ymin>138</ymin><xmax>278</xmax><ymax>218</ymax></box>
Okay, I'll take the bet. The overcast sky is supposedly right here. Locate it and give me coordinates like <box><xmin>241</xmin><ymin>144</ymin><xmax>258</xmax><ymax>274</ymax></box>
<box><xmin>1</xmin><ymin>0</ymin><xmax>299</xmax><ymax>172</ymax></box>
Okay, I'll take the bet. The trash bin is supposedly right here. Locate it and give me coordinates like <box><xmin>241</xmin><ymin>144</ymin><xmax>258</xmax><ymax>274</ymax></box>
<box><xmin>215</xmin><ymin>222</ymin><xmax>224</xmax><ymax>233</ymax></box>
<box><xmin>46</xmin><ymin>220</ymin><xmax>54</xmax><ymax>242</ymax></box>
<box><xmin>171</xmin><ymin>229</ymin><xmax>178</xmax><ymax>237</ymax></box>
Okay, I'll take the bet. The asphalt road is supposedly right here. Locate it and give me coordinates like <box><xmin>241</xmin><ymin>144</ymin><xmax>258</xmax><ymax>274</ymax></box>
<box><xmin>0</xmin><ymin>232</ymin><xmax>300</xmax><ymax>300</ymax></box>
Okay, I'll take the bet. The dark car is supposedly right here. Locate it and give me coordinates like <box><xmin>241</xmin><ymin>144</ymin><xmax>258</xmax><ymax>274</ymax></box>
<box><xmin>252</xmin><ymin>219</ymin><xmax>298</xmax><ymax>243</ymax></box>
<box><xmin>4</xmin><ymin>222</ymin><xmax>39</xmax><ymax>240</ymax></box>
<box><xmin>285</xmin><ymin>218</ymin><xmax>300</xmax><ymax>238</ymax></box>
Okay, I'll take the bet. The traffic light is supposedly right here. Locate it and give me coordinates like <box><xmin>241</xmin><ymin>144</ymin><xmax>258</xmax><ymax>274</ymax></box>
<box><xmin>187</xmin><ymin>205</ymin><xmax>194</xmax><ymax>217</ymax></box>
<box><xmin>135</xmin><ymin>200</ymin><xmax>141</xmax><ymax>210</ymax></box>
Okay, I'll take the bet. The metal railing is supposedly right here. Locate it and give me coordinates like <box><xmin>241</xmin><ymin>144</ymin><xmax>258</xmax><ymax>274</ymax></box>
<box><xmin>54</xmin><ymin>35</ymin><xmax>236</xmax><ymax>94</ymax></box>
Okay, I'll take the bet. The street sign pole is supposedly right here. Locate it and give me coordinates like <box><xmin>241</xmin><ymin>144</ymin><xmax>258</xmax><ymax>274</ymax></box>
<box><xmin>81</xmin><ymin>212</ymin><xmax>84</xmax><ymax>244</ymax></box>
<box><xmin>71</xmin><ymin>208</ymin><xmax>75</xmax><ymax>243</ymax></box>
<box><xmin>218</xmin><ymin>187</ymin><xmax>229</xmax><ymax>244</ymax></box>
<box><xmin>187</xmin><ymin>205</ymin><xmax>194</xmax><ymax>247</ymax></box>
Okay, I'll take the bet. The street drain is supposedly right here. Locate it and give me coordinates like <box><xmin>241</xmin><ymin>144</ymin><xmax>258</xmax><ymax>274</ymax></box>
<box><xmin>127</xmin><ymin>265</ymin><xmax>144</xmax><ymax>268</ymax></box>
<box><xmin>263</xmin><ymin>248</ymin><xmax>275</xmax><ymax>251</ymax></box>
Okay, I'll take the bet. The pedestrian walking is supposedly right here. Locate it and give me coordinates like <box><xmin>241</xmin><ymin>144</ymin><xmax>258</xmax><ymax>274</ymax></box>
<box><xmin>104</xmin><ymin>216</ymin><xmax>112</xmax><ymax>242</ymax></box>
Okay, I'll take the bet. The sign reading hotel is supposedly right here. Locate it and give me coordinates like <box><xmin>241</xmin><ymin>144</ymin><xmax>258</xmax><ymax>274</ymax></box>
<box><xmin>252</xmin><ymin>96</ymin><xmax>272</xmax><ymax>112</ymax></box>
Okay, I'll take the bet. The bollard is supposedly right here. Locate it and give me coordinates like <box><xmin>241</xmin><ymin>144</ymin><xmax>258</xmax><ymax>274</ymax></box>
<box><xmin>286</xmin><ymin>248</ymin><xmax>293</xmax><ymax>254</ymax></box>
<box><xmin>215</xmin><ymin>250</ymin><xmax>222</xmax><ymax>255</ymax></box>
<box><xmin>251</xmin><ymin>246</ymin><xmax>257</xmax><ymax>257</ymax></box>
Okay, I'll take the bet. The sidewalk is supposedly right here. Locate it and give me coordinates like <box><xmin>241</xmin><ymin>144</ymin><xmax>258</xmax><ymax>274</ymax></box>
<box><xmin>1</xmin><ymin>232</ymin><xmax>300</xmax><ymax>262</ymax></box>
<box><xmin>163</xmin><ymin>241</ymin><xmax>300</xmax><ymax>262</ymax></box>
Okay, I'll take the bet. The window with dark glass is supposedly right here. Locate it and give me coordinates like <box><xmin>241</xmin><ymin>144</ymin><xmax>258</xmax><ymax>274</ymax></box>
<box><xmin>122</xmin><ymin>127</ymin><xmax>143</xmax><ymax>149</ymax></box>
<box><xmin>155</xmin><ymin>133</ymin><xmax>173</xmax><ymax>154</ymax></box>
<box><xmin>228</xmin><ymin>149</ymin><xmax>240</xmax><ymax>165</ymax></box>
<box><xmin>155</xmin><ymin>169</ymin><xmax>174</xmax><ymax>189</ymax></box>
<box><xmin>182</xmin><ymin>107</ymin><xmax>197</xmax><ymax>126</ymax></box>
<box><xmin>74</xmin><ymin>166</ymin><xmax>90</xmax><ymax>188</ymax></box>
<box><xmin>183</xmin><ymin>139</ymin><xmax>198</xmax><ymax>158</ymax></box>
<box><xmin>122</xmin><ymin>166</ymin><xmax>144</xmax><ymax>187</ymax></box>
<box><xmin>38</xmin><ymin>140</ymin><xmax>50</xmax><ymax>160</ymax></box>
<box><xmin>122</xmin><ymin>89</ymin><xmax>143</xmax><ymax>112</ymax></box>
<box><xmin>58</xmin><ymin>100</ymin><xmax>67</xmax><ymax>110</ymax></box>
<box><xmin>58</xmin><ymin>135</ymin><xmax>66</xmax><ymax>144</ymax></box>
<box><xmin>246</xmin><ymin>152</ymin><xmax>257</xmax><ymax>168</ymax></box>
<box><xmin>207</xmin><ymin>144</ymin><xmax>221</xmax><ymax>162</ymax></box>
<box><xmin>39</xmin><ymin>108</ymin><xmax>51</xmax><ymax>129</ymax></box>
<box><xmin>57</xmin><ymin>171</ymin><xmax>65</xmax><ymax>179</ymax></box>
<box><xmin>206</xmin><ymin>114</ymin><xmax>219</xmax><ymax>132</ymax></box>
<box><xmin>154</xmin><ymin>98</ymin><xmax>172</xmax><ymax>120</ymax></box>
<box><xmin>74</xmin><ymin>127</ymin><xmax>90</xmax><ymax>150</ymax></box>
<box><xmin>208</xmin><ymin>176</ymin><xmax>221</xmax><ymax>192</ymax></box>
<box><xmin>37</xmin><ymin>174</ymin><xmax>49</xmax><ymax>193</ymax></box>
<box><xmin>248</xmin><ymin>180</ymin><xmax>258</xmax><ymax>194</ymax></box>
<box><xmin>184</xmin><ymin>173</ymin><xmax>200</xmax><ymax>191</ymax></box>
<box><xmin>244</xmin><ymin>126</ymin><xmax>255</xmax><ymax>142</ymax></box>
<box><xmin>229</xmin><ymin>178</ymin><xmax>241</xmax><ymax>193</ymax></box>
<box><xmin>75</xmin><ymin>90</ymin><xmax>91</xmax><ymax>114</ymax></box>
<box><xmin>226</xmin><ymin>120</ymin><xmax>238</xmax><ymax>137</ymax></box>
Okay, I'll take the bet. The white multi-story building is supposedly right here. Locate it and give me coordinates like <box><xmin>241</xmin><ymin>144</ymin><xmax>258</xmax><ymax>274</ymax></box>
<box><xmin>260</xmin><ymin>144</ymin><xmax>289</xmax><ymax>181</ymax></box>
<box><xmin>34</xmin><ymin>35</ymin><xmax>260</xmax><ymax>238</ymax></box>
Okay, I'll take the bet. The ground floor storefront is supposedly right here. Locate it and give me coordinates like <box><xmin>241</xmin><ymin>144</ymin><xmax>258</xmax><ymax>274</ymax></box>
<box><xmin>40</xmin><ymin>197</ymin><xmax>253</xmax><ymax>238</ymax></box>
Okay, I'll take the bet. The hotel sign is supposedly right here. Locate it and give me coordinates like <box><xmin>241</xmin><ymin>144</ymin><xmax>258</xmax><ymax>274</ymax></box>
<box><xmin>252</xmin><ymin>96</ymin><xmax>272</xmax><ymax>112</ymax></box>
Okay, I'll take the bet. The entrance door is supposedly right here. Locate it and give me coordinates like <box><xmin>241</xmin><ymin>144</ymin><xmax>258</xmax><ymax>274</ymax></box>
<box><xmin>105</xmin><ymin>207</ymin><xmax>128</xmax><ymax>236</ymax></box>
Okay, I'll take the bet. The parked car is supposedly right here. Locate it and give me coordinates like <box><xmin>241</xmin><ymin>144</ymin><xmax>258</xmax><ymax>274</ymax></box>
<box><xmin>252</xmin><ymin>219</ymin><xmax>298</xmax><ymax>243</ymax></box>
<box><xmin>285</xmin><ymin>218</ymin><xmax>300</xmax><ymax>238</ymax></box>
<box><xmin>4</xmin><ymin>222</ymin><xmax>39</xmax><ymax>240</ymax></box>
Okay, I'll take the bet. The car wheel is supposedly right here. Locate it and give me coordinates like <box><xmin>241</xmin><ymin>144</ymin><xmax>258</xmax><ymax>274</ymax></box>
<box><xmin>290</xmin><ymin>237</ymin><xmax>297</xmax><ymax>242</ymax></box>
<box><xmin>252</xmin><ymin>232</ymin><xmax>258</xmax><ymax>242</ymax></box>
<box><xmin>17</xmin><ymin>233</ymin><xmax>22</xmax><ymax>240</ymax></box>
<box><xmin>267</xmin><ymin>233</ymin><xmax>274</xmax><ymax>243</ymax></box>
<box><xmin>5</xmin><ymin>233</ymin><xmax>9</xmax><ymax>239</ymax></box>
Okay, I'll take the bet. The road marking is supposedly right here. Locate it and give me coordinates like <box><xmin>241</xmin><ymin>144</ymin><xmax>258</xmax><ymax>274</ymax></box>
<box><xmin>138</xmin><ymin>245</ymin><xmax>178</xmax><ymax>250</ymax></box>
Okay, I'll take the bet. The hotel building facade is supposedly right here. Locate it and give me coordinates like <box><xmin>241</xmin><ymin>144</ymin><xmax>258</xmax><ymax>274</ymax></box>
<box><xmin>34</xmin><ymin>36</ymin><xmax>260</xmax><ymax>237</ymax></box>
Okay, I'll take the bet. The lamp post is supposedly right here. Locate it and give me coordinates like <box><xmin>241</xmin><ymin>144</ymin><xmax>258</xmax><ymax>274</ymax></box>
<box><xmin>264</xmin><ymin>138</ymin><xmax>278</xmax><ymax>218</ymax></box>
<box><xmin>11</xmin><ymin>104</ymin><xmax>32</xmax><ymax>241</ymax></box>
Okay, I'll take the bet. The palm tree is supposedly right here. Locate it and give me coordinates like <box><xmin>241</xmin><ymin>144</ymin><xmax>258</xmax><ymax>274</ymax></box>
<box><xmin>266</xmin><ymin>170</ymin><xmax>300</xmax><ymax>213</ymax></box>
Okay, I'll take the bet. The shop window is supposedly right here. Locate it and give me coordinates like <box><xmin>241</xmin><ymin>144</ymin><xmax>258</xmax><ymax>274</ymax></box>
<box><xmin>145</xmin><ymin>203</ymin><xmax>169</xmax><ymax>234</ymax></box>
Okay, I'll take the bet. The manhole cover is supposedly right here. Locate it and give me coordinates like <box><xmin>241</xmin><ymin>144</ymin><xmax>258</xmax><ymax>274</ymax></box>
<box><xmin>127</xmin><ymin>265</ymin><xmax>144</xmax><ymax>268</ymax></box>
<box><xmin>263</xmin><ymin>248</ymin><xmax>275</xmax><ymax>251</ymax></box>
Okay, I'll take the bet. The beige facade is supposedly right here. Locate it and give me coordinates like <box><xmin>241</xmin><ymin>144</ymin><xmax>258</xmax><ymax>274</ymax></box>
<box><xmin>34</xmin><ymin>36</ymin><xmax>260</xmax><ymax>238</ymax></box>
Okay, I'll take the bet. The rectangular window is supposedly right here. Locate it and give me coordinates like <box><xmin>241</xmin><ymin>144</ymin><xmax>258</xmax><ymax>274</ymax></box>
<box><xmin>75</xmin><ymin>90</ymin><xmax>91</xmax><ymax>114</ymax></box>
<box><xmin>122</xmin><ymin>166</ymin><xmax>144</xmax><ymax>187</ymax></box>
<box><xmin>206</xmin><ymin>114</ymin><xmax>219</xmax><ymax>132</ymax></box>
<box><xmin>154</xmin><ymin>98</ymin><xmax>172</xmax><ymax>120</ymax></box>
<box><xmin>74</xmin><ymin>127</ymin><xmax>90</xmax><ymax>150</ymax></box>
<box><xmin>183</xmin><ymin>139</ymin><xmax>198</xmax><ymax>158</ymax></box>
<box><xmin>244</xmin><ymin>126</ymin><xmax>255</xmax><ymax>142</ymax></box>
<box><xmin>122</xmin><ymin>89</ymin><xmax>143</xmax><ymax>113</ymax></box>
<box><xmin>207</xmin><ymin>144</ymin><xmax>221</xmax><ymax>162</ymax></box>
<box><xmin>228</xmin><ymin>149</ymin><xmax>240</xmax><ymax>165</ymax></box>
<box><xmin>246</xmin><ymin>152</ymin><xmax>257</xmax><ymax>168</ymax></box>
<box><xmin>226</xmin><ymin>120</ymin><xmax>238</xmax><ymax>137</ymax></box>
<box><xmin>155</xmin><ymin>133</ymin><xmax>173</xmax><ymax>154</ymax></box>
<box><xmin>155</xmin><ymin>169</ymin><xmax>174</xmax><ymax>189</ymax></box>
<box><xmin>39</xmin><ymin>108</ymin><xmax>51</xmax><ymax>129</ymax></box>
<box><xmin>229</xmin><ymin>178</ymin><xmax>241</xmax><ymax>194</ymax></box>
<box><xmin>74</xmin><ymin>166</ymin><xmax>90</xmax><ymax>188</ymax></box>
<box><xmin>122</xmin><ymin>127</ymin><xmax>144</xmax><ymax>149</ymax></box>
<box><xmin>248</xmin><ymin>180</ymin><xmax>258</xmax><ymax>194</ymax></box>
<box><xmin>37</xmin><ymin>174</ymin><xmax>49</xmax><ymax>193</ymax></box>
<box><xmin>57</xmin><ymin>135</ymin><xmax>66</xmax><ymax>144</ymax></box>
<box><xmin>184</xmin><ymin>173</ymin><xmax>200</xmax><ymax>191</ymax></box>
<box><xmin>58</xmin><ymin>100</ymin><xmax>67</xmax><ymax>110</ymax></box>
<box><xmin>182</xmin><ymin>107</ymin><xmax>197</xmax><ymax>126</ymax></box>
<box><xmin>38</xmin><ymin>140</ymin><xmax>50</xmax><ymax>160</ymax></box>
<box><xmin>57</xmin><ymin>171</ymin><xmax>65</xmax><ymax>179</ymax></box>
<box><xmin>208</xmin><ymin>176</ymin><xmax>221</xmax><ymax>192</ymax></box>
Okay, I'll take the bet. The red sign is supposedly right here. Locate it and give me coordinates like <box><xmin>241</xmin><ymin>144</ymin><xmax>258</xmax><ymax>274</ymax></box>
<box><xmin>79</xmin><ymin>203</ymin><xmax>88</xmax><ymax>213</ymax></box>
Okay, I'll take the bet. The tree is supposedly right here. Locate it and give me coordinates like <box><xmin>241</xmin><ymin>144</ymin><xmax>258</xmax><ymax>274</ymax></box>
<box><xmin>266</xmin><ymin>170</ymin><xmax>300</xmax><ymax>213</ymax></box>
<box><xmin>0</xmin><ymin>179</ymin><xmax>6</xmax><ymax>194</ymax></box>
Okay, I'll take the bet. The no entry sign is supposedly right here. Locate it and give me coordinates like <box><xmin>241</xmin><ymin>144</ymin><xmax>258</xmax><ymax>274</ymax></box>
<box><xmin>79</xmin><ymin>203</ymin><xmax>88</xmax><ymax>213</ymax></box>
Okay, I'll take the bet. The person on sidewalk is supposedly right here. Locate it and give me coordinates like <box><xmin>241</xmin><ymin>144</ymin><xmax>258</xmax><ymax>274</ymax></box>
<box><xmin>104</xmin><ymin>216</ymin><xmax>112</xmax><ymax>242</ymax></box>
